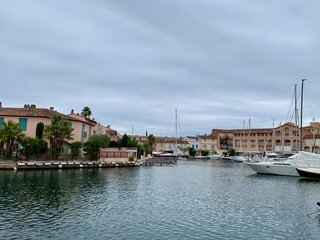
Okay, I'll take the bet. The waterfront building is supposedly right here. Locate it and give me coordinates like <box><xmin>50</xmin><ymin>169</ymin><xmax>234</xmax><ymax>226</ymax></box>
<box><xmin>130</xmin><ymin>134</ymin><xmax>188</xmax><ymax>155</ymax></box>
<box><xmin>92</xmin><ymin>123</ymin><xmax>120</xmax><ymax>142</ymax></box>
<box><xmin>100</xmin><ymin>147</ymin><xmax>138</xmax><ymax>162</ymax></box>
<box><xmin>197</xmin><ymin>134</ymin><xmax>218</xmax><ymax>155</ymax></box>
<box><xmin>0</xmin><ymin>103</ymin><xmax>113</xmax><ymax>154</ymax></box>
<box><xmin>303</xmin><ymin>122</ymin><xmax>320</xmax><ymax>153</ymax></box>
<box><xmin>211</xmin><ymin>122</ymin><xmax>310</xmax><ymax>154</ymax></box>
<box><xmin>185</xmin><ymin>136</ymin><xmax>201</xmax><ymax>153</ymax></box>
<box><xmin>154</xmin><ymin>136</ymin><xmax>188</xmax><ymax>155</ymax></box>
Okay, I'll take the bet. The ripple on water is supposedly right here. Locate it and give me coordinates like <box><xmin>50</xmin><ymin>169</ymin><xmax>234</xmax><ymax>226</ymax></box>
<box><xmin>1</xmin><ymin>162</ymin><xmax>320</xmax><ymax>239</ymax></box>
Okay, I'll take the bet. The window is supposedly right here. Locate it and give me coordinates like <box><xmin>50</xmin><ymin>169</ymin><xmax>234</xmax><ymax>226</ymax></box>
<box><xmin>285</xmin><ymin>127</ymin><xmax>290</xmax><ymax>136</ymax></box>
<box><xmin>67</xmin><ymin>122</ymin><xmax>72</xmax><ymax>128</ymax></box>
<box><xmin>19</xmin><ymin>118</ymin><xmax>28</xmax><ymax>131</ymax></box>
<box><xmin>0</xmin><ymin>117</ymin><xmax>4</xmax><ymax>126</ymax></box>
<box><xmin>81</xmin><ymin>124</ymin><xmax>86</xmax><ymax>138</ymax></box>
<box><xmin>89</xmin><ymin>126</ymin><xmax>92</xmax><ymax>137</ymax></box>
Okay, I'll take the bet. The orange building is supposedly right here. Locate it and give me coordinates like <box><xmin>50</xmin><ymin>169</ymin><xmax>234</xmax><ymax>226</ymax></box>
<box><xmin>212</xmin><ymin>122</ymin><xmax>308</xmax><ymax>154</ymax></box>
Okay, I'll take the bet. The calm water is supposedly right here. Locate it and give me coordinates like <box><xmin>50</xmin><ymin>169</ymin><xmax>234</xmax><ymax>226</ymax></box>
<box><xmin>1</xmin><ymin>160</ymin><xmax>320</xmax><ymax>240</ymax></box>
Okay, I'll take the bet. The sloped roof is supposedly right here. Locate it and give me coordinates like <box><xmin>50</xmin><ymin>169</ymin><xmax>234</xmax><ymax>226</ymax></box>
<box><xmin>0</xmin><ymin>106</ymin><xmax>94</xmax><ymax>125</ymax></box>
<box><xmin>0</xmin><ymin>107</ymin><xmax>67</xmax><ymax>118</ymax></box>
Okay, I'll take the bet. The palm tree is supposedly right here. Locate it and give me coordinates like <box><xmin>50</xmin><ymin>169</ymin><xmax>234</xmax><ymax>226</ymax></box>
<box><xmin>147</xmin><ymin>134</ymin><xmax>155</xmax><ymax>154</ymax></box>
<box><xmin>0</xmin><ymin>120</ymin><xmax>24</xmax><ymax>159</ymax></box>
<box><xmin>44</xmin><ymin>115</ymin><xmax>73</xmax><ymax>159</ymax></box>
<box><xmin>81</xmin><ymin>106</ymin><xmax>92</xmax><ymax>119</ymax></box>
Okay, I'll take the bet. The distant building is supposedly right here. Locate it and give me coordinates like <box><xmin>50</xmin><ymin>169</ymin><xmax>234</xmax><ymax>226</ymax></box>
<box><xmin>197</xmin><ymin>134</ymin><xmax>217</xmax><ymax>154</ymax></box>
<box><xmin>130</xmin><ymin>134</ymin><xmax>188</xmax><ymax>155</ymax></box>
<box><xmin>303</xmin><ymin>122</ymin><xmax>320</xmax><ymax>153</ymax></box>
<box><xmin>211</xmin><ymin>122</ymin><xmax>310</xmax><ymax>154</ymax></box>
<box><xmin>185</xmin><ymin>136</ymin><xmax>201</xmax><ymax>152</ymax></box>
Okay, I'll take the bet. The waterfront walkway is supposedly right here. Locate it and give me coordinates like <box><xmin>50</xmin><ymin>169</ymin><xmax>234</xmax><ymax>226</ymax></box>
<box><xmin>0</xmin><ymin>159</ymin><xmax>145</xmax><ymax>170</ymax></box>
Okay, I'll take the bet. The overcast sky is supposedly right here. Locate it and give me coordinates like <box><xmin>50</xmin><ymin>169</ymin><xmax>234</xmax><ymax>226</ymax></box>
<box><xmin>1</xmin><ymin>0</ymin><xmax>320</xmax><ymax>137</ymax></box>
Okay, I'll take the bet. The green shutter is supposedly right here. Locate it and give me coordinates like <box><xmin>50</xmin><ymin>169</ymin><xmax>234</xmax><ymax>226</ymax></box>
<box><xmin>67</xmin><ymin>122</ymin><xmax>72</xmax><ymax>128</ymax></box>
<box><xmin>0</xmin><ymin>118</ymin><xmax>4</xmax><ymax>127</ymax></box>
<box><xmin>19</xmin><ymin>118</ymin><xmax>28</xmax><ymax>131</ymax></box>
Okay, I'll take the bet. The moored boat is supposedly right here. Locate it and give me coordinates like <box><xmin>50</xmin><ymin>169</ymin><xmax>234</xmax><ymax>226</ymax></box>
<box><xmin>296</xmin><ymin>167</ymin><xmax>320</xmax><ymax>179</ymax></box>
<box><xmin>246</xmin><ymin>160</ymin><xmax>299</xmax><ymax>176</ymax></box>
<box><xmin>246</xmin><ymin>151</ymin><xmax>320</xmax><ymax>177</ymax></box>
<box><xmin>208</xmin><ymin>154</ymin><xmax>220</xmax><ymax>160</ymax></box>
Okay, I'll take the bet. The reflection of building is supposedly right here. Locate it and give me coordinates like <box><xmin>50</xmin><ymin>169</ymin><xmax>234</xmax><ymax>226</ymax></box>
<box><xmin>211</xmin><ymin>122</ymin><xmax>308</xmax><ymax>154</ymax></box>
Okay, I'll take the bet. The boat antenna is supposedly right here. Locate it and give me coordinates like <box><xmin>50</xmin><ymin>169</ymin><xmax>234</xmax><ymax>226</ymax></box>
<box><xmin>300</xmin><ymin>79</ymin><xmax>306</xmax><ymax>151</ymax></box>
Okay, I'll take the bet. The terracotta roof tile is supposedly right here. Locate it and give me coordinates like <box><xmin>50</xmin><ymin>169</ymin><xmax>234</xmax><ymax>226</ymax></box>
<box><xmin>0</xmin><ymin>107</ymin><xmax>66</xmax><ymax>118</ymax></box>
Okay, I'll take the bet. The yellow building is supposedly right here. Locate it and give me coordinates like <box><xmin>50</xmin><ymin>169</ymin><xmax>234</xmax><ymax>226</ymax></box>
<box><xmin>198</xmin><ymin>134</ymin><xmax>218</xmax><ymax>155</ymax></box>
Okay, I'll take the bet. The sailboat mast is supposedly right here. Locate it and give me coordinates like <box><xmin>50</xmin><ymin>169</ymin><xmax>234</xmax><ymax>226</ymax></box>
<box><xmin>175</xmin><ymin>109</ymin><xmax>178</xmax><ymax>153</ymax></box>
<box><xmin>294</xmin><ymin>84</ymin><xmax>298</xmax><ymax>152</ymax></box>
<box><xmin>300</xmin><ymin>79</ymin><xmax>306</xmax><ymax>151</ymax></box>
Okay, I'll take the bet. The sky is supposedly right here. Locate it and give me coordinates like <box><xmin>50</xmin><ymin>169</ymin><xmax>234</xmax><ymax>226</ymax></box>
<box><xmin>1</xmin><ymin>0</ymin><xmax>320</xmax><ymax>137</ymax></box>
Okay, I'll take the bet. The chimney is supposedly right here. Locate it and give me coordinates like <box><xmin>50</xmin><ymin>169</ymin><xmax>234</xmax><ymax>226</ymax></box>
<box><xmin>71</xmin><ymin>109</ymin><xmax>74</xmax><ymax>114</ymax></box>
<box><xmin>0</xmin><ymin>102</ymin><xmax>2</xmax><ymax>108</ymax></box>
<box><xmin>50</xmin><ymin>107</ymin><xmax>54</xmax><ymax>110</ymax></box>
<box><xmin>30</xmin><ymin>104</ymin><xmax>36</xmax><ymax>109</ymax></box>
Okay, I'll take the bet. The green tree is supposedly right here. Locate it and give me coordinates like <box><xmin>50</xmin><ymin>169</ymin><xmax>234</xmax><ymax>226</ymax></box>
<box><xmin>81</xmin><ymin>106</ymin><xmax>92</xmax><ymax>119</ymax></box>
<box><xmin>201</xmin><ymin>150</ymin><xmax>209</xmax><ymax>156</ymax></box>
<box><xmin>70</xmin><ymin>141</ymin><xmax>83</xmax><ymax>159</ymax></box>
<box><xmin>44</xmin><ymin>115</ymin><xmax>73</xmax><ymax>160</ymax></box>
<box><xmin>109</xmin><ymin>140</ymin><xmax>119</xmax><ymax>148</ymax></box>
<box><xmin>83</xmin><ymin>135</ymin><xmax>110</xmax><ymax>160</ymax></box>
<box><xmin>188</xmin><ymin>147</ymin><xmax>196</xmax><ymax>157</ymax></box>
<box><xmin>228</xmin><ymin>148</ymin><xmax>236</xmax><ymax>156</ymax></box>
<box><xmin>142</xmin><ymin>142</ymin><xmax>150</xmax><ymax>157</ymax></box>
<box><xmin>119</xmin><ymin>133</ymin><xmax>130</xmax><ymax>147</ymax></box>
<box><xmin>19</xmin><ymin>136</ymin><xmax>47</xmax><ymax>160</ymax></box>
<box><xmin>147</xmin><ymin>134</ymin><xmax>155</xmax><ymax>153</ymax></box>
<box><xmin>118</xmin><ymin>133</ymin><xmax>138</xmax><ymax>147</ymax></box>
<box><xmin>0</xmin><ymin>120</ymin><xmax>24</xmax><ymax>159</ymax></box>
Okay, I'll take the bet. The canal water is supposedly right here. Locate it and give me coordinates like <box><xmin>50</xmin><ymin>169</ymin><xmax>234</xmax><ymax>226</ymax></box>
<box><xmin>1</xmin><ymin>159</ymin><xmax>320</xmax><ymax>240</ymax></box>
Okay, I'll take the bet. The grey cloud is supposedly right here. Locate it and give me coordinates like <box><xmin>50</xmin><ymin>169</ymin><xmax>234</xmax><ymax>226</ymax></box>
<box><xmin>1</xmin><ymin>0</ymin><xmax>320</xmax><ymax>136</ymax></box>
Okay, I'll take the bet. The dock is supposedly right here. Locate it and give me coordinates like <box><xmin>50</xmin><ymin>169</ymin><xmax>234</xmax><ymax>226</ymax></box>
<box><xmin>0</xmin><ymin>160</ymin><xmax>142</xmax><ymax>171</ymax></box>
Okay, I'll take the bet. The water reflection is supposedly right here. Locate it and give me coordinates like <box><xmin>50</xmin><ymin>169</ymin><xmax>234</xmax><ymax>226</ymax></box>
<box><xmin>1</xmin><ymin>161</ymin><xmax>320</xmax><ymax>239</ymax></box>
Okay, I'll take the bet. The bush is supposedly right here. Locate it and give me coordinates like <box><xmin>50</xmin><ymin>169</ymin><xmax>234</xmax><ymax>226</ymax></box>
<box><xmin>71</xmin><ymin>141</ymin><xmax>83</xmax><ymax>159</ymax></box>
<box><xmin>128</xmin><ymin>155</ymin><xmax>134</xmax><ymax>161</ymax></box>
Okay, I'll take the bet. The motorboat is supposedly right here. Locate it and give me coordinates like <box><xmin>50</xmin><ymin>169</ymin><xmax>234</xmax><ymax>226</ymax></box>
<box><xmin>296</xmin><ymin>167</ymin><xmax>320</xmax><ymax>179</ymax></box>
<box><xmin>246</xmin><ymin>159</ymin><xmax>299</xmax><ymax>176</ymax></box>
<box><xmin>230</xmin><ymin>155</ymin><xmax>249</xmax><ymax>162</ymax></box>
<box><xmin>246</xmin><ymin>151</ymin><xmax>320</xmax><ymax>177</ymax></box>
<box><xmin>208</xmin><ymin>154</ymin><xmax>220</xmax><ymax>160</ymax></box>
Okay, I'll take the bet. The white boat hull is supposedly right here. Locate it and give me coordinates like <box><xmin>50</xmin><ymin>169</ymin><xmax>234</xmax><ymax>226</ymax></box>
<box><xmin>246</xmin><ymin>162</ymin><xmax>299</xmax><ymax>176</ymax></box>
